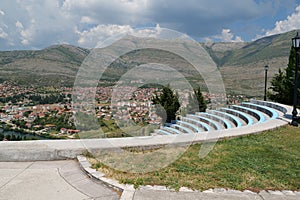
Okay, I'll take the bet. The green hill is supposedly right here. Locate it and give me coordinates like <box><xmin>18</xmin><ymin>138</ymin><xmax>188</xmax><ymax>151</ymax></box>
<box><xmin>204</xmin><ymin>30</ymin><xmax>298</xmax><ymax>96</ymax></box>
<box><xmin>0</xmin><ymin>44</ymin><xmax>89</xmax><ymax>87</ymax></box>
<box><xmin>0</xmin><ymin>30</ymin><xmax>298</xmax><ymax>96</ymax></box>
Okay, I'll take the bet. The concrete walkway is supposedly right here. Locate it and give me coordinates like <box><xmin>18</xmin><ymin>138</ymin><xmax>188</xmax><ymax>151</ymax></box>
<box><xmin>0</xmin><ymin>160</ymin><xmax>119</xmax><ymax>200</ymax></box>
<box><xmin>0</xmin><ymin>160</ymin><xmax>299</xmax><ymax>200</ymax></box>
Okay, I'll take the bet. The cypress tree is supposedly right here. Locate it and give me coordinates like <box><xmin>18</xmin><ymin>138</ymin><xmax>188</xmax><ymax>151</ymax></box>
<box><xmin>187</xmin><ymin>87</ymin><xmax>207</xmax><ymax>113</ymax></box>
<box><xmin>268</xmin><ymin>46</ymin><xmax>300</xmax><ymax>105</ymax></box>
<box><xmin>268</xmin><ymin>69</ymin><xmax>289</xmax><ymax>104</ymax></box>
<box><xmin>152</xmin><ymin>86</ymin><xmax>180</xmax><ymax>123</ymax></box>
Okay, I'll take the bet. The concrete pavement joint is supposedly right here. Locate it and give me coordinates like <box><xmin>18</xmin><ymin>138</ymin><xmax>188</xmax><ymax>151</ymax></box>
<box><xmin>0</xmin><ymin>161</ymin><xmax>34</xmax><ymax>190</ymax></box>
<box><xmin>77</xmin><ymin>155</ymin><xmax>135</xmax><ymax>200</ymax></box>
<box><xmin>0</xmin><ymin>160</ymin><xmax>119</xmax><ymax>200</ymax></box>
<box><xmin>57</xmin><ymin>166</ymin><xmax>93</xmax><ymax>198</ymax></box>
<box><xmin>77</xmin><ymin>155</ymin><xmax>130</xmax><ymax>198</ymax></box>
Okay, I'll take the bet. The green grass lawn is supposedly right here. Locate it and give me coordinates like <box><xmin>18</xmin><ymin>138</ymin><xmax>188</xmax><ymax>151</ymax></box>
<box><xmin>89</xmin><ymin>125</ymin><xmax>300</xmax><ymax>191</ymax></box>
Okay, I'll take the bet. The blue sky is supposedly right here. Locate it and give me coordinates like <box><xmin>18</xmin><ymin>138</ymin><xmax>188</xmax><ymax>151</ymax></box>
<box><xmin>0</xmin><ymin>0</ymin><xmax>300</xmax><ymax>50</ymax></box>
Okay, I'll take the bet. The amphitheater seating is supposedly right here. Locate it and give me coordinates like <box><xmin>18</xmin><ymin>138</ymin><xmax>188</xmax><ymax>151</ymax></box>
<box><xmin>155</xmin><ymin>100</ymin><xmax>286</xmax><ymax>135</ymax></box>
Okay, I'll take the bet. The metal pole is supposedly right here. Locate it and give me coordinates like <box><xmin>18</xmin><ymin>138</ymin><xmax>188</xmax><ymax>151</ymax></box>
<box><xmin>291</xmin><ymin>48</ymin><xmax>299</xmax><ymax>126</ymax></box>
<box><xmin>264</xmin><ymin>66</ymin><xmax>268</xmax><ymax>101</ymax></box>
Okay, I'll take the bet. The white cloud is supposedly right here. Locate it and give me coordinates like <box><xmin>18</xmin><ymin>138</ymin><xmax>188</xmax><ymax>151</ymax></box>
<box><xmin>265</xmin><ymin>5</ymin><xmax>300</xmax><ymax>36</ymax></box>
<box><xmin>60</xmin><ymin>0</ymin><xmax>271</xmax><ymax>37</ymax></box>
<box><xmin>13</xmin><ymin>0</ymin><xmax>77</xmax><ymax>48</ymax></box>
<box><xmin>80</xmin><ymin>16</ymin><xmax>93</xmax><ymax>24</ymax></box>
<box><xmin>76</xmin><ymin>23</ymin><xmax>165</xmax><ymax>48</ymax></box>
<box><xmin>76</xmin><ymin>24</ymin><xmax>134</xmax><ymax>47</ymax></box>
<box><xmin>0</xmin><ymin>28</ymin><xmax>8</xmax><ymax>39</ymax></box>
<box><xmin>220</xmin><ymin>29</ymin><xmax>244</xmax><ymax>42</ymax></box>
<box><xmin>20</xmin><ymin>19</ymin><xmax>36</xmax><ymax>45</ymax></box>
<box><xmin>133</xmin><ymin>24</ymin><xmax>162</xmax><ymax>38</ymax></box>
<box><xmin>210</xmin><ymin>29</ymin><xmax>244</xmax><ymax>43</ymax></box>
<box><xmin>204</xmin><ymin>37</ymin><xmax>214</xmax><ymax>45</ymax></box>
<box><xmin>15</xmin><ymin>21</ymin><xmax>24</xmax><ymax>29</ymax></box>
<box><xmin>61</xmin><ymin>0</ymin><xmax>148</xmax><ymax>25</ymax></box>
<box><xmin>0</xmin><ymin>0</ymin><xmax>298</xmax><ymax>50</ymax></box>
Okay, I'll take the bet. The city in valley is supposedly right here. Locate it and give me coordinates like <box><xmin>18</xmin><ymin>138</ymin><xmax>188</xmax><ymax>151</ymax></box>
<box><xmin>0</xmin><ymin>81</ymin><xmax>245</xmax><ymax>141</ymax></box>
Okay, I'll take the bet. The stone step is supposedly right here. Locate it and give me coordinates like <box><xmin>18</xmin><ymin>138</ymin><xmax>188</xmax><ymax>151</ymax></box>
<box><xmin>242</xmin><ymin>102</ymin><xmax>279</xmax><ymax>119</ymax></box>
<box><xmin>219</xmin><ymin>108</ymin><xmax>254</xmax><ymax>126</ymax></box>
<box><xmin>156</xmin><ymin>101</ymin><xmax>291</xmax><ymax>135</ymax></box>
<box><xmin>231</xmin><ymin>105</ymin><xmax>267</xmax><ymax>123</ymax></box>
<box><xmin>177</xmin><ymin>121</ymin><xmax>203</xmax><ymax>133</ymax></box>
<box><xmin>187</xmin><ymin>114</ymin><xmax>222</xmax><ymax>130</ymax></box>
<box><xmin>196</xmin><ymin>112</ymin><xmax>232</xmax><ymax>129</ymax></box>
<box><xmin>171</xmin><ymin>124</ymin><xmax>194</xmax><ymax>134</ymax></box>
<box><xmin>250</xmin><ymin>100</ymin><xmax>288</xmax><ymax>114</ymax></box>
<box><xmin>208</xmin><ymin>110</ymin><xmax>243</xmax><ymax>128</ymax></box>
<box><xmin>181</xmin><ymin>117</ymin><xmax>212</xmax><ymax>132</ymax></box>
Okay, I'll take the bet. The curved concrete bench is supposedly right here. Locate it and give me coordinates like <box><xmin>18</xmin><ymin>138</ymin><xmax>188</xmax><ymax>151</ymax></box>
<box><xmin>219</xmin><ymin>108</ymin><xmax>254</xmax><ymax>125</ymax></box>
<box><xmin>162</xmin><ymin>126</ymin><xmax>182</xmax><ymax>134</ymax></box>
<box><xmin>250</xmin><ymin>100</ymin><xmax>288</xmax><ymax>114</ymax></box>
<box><xmin>241</xmin><ymin>102</ymin><xmax>279</xmax><ymax>119</ymax></box>
<box><xmin>188</xmin><ymin>114</ymin><xmax>222</xmax><ymax>130</ymax></box>
<box><xmin>171</xmin><ymin>124</ymin><xmax>194</xmax><ymax>134</ymax></box>
<box><xmin>198</xmin><ymin>113</ymin><xmax>232</xmax><ymax>129</ymax></box>
<box><xmin>231</xmin><ymin>105</ymin><xmax>266</xmax><ymax>123</ymax></box>
<box><xmin>181</xmin><ymin>117</ymin><xmax>212</xmax><ymax>132</ymax></box>
<box><xmin>177</xmin><ymin>121</ymin><xmax>202</xmax><ymax>133</ymax></box>
<box><xmin>208</xmin><ymin>110</ymin><xmax>243</xmax><ymax>128</ymax></box>
<box><xmin>158</xmin><ymin>129</ymin><xmax>171</xmax><ymax>135</ymax></box>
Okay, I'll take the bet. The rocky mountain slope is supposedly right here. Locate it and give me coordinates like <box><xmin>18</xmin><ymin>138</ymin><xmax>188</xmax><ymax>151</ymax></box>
<box><xmin>0</xmin><ymin>44</ymin><xmax>89</xmax><ymax>87</ymax></box>
<box><xmin>0</xmin><ymin>30</ymin><xmax>298</xmax><ymax>96</ymax></box>
<box><xmin>204</xmin><ymin>30</ymin><xmax>297</xmax><ymax>96</ymax></box>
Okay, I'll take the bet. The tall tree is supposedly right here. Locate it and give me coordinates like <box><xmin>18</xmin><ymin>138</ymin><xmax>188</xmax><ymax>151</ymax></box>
<box><xmin>152</xmin><ymin>86</ymin><xmax>180</xmax><ymax>123</ymax></box>
<box><xmin>187</xmin><ymin>87</ymin><xmax>207</xmax><ymax>113</ymax></box>
<box><xmin>268</xmin><ymin>46</ymin><xmax>300</xmax><ymax>105</ymax></box>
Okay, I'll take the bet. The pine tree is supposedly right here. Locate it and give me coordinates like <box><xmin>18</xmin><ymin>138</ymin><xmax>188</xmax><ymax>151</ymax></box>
<box><xmin>187</xmin><ymin>87</ymin><xmax>207</xmax><ymax>113</ymax></box>
<box><xmin>11</xmin><ymin>134</ymin><xmax>16</xmax><ymax>141</ymax></box>
<box><xmin>152</xmin><ymin>86</ymin><xmax>180</xmax><ymax>123</ymax></box>
<box><xmin>284</xmin><ymin>47</ymin><xmax>297</xmax><ymax>104</ymax></box>
<box><xmin>268</xmin><ymin>69</ymin><xmax>288</xmax><ymax>104</ymax></box>
<box><xmin>195</xmin><ymin>87</ymin><xmax>207</xmax><ymax>112</ymax></box>
<box><xmin>268</xmin><ymin>46</ymin><xmax>300</xmax><ymax>105</ymax></box>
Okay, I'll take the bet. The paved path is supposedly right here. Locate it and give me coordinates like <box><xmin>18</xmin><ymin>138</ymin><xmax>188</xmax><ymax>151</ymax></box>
<box><xmin>0</xmin><ymin>160</ymin><xmax>119</xmax><ymax>200</ymax></box>
<box><xmin>0</xmin><ymin>160</ymin><xmax>299</xmax><ymax>200</ymax></box>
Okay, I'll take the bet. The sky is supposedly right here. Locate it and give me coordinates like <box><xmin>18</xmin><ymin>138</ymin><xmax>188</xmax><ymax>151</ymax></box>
<box><xmin>0</xmin><ymin>0</ymin><xmax>300</xmax><ymax>50</ymax></box>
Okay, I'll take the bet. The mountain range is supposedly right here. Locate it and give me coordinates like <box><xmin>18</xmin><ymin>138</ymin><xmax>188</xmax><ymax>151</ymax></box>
<box><xmin>0</xmin><ymin>30</ymin><xmax>298</xmax><ymax>96</ymax></box>
<box><xmin>207</xmin><ymin>30</ymin><xmax>296</xmax><ymax>96</ymax></box>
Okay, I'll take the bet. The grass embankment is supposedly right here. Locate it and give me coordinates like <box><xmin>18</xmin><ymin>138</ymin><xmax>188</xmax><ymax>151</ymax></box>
<box><xmin>90</xmin><ymin>125</ymin><xmax>300</xmax><ymax>191</ymax></box>
<box><xmin>78</xmin><ymin>122</ymin><xmax>159</xmax><ymax>139</ymax></box>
